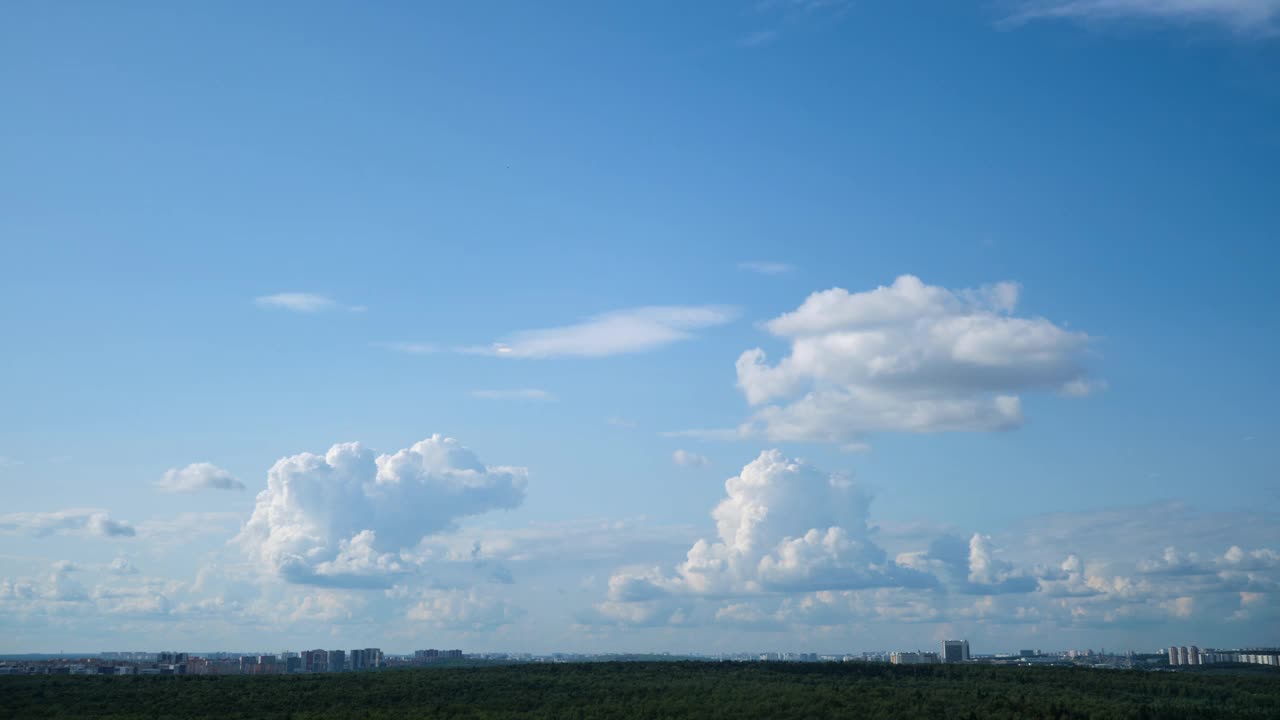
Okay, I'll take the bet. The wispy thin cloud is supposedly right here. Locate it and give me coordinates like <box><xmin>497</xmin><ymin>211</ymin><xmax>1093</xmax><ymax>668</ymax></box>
<box><xmin>1007</xmin><ymin>0</ymin><xmax>1280</xmax><ymax>35</ymax></box>
<box><xmin>463</xmin><ymin>305</ymin><xmax>737</xmax><ymax>359</ymax></box>
<box><xmin>738</xmin><ymin>261</ymin><xmax>794</xmax><ymax>275</ymax></box>
<box><xmin>745</xmin><ymin>0</ymin><xmax>857</xmax><ymax>47</ymax></box>
<box><xmin>471</xmin><ymin>389</ymin><xmax>557</xmax><ymax>402</ymax></box>
<box><xmin>0</xmin><ymin>509</ymin><xmax>136</xmax><ymax>538</ymax></box>
<box><xmin>255</xmin><ymin>293</ymin><xmax>364</xmax><ymax>313</ymax></box>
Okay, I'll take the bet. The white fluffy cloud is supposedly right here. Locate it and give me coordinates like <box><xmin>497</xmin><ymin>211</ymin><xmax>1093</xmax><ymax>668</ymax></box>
<box><xmin>405</xmin><ymin>589</ymin><xmax>523</xmax><ymax>631</ymax></box>
<box><xmin>896</xmin><ymin>533</ymin><xmax>1038</xmax><ymax>595</ymax></box>
<box><xmin>1011</xmin><ymin>0</ymin><xmax>1280</xmax><ymax>34</ymax></box>
<box><xmin>0</xmin><ymin>509</ymin><xmax>136</xmax><ymax>538</ymax></box>
<box><xmin>155</xmin><ymin>462</ymin><xmax>244</xmax><ymax>492</ymax></box>
<box><xmin>598</xmin><ymin>451</ymin><xmax>930</xmax><ymax>623</ymax></box>
<box><xmin>591</xmin><ymin>453</ymin><xmax>1280</xmax><ymax>634</ymax></box>
<box><xmin>108</xmin><ymin>557</ymin><xmax>139</xmax><ymax>575</ymax></box>
<box><xmin>736</xmin><ymin>275</ymin><xmax>1095</xmax><ymax>444</ymax></box>
<box><xmin>468</xmin><ymin>305</ymin><xmax>737</xmax><ymax>358</ymax></box>
<box><xmin>672</xmin><ymin>449</ymin><xmax>710</xmax><ymax>467</ymax></box>
<box><xmin>674</xmin><ymin>450</ymin><xmax>927</xmax><ymax>594</ymax></box>
<box><xmin>0</xmin><ymin>561</ymin><xmax>190</xmax><ymax>623</ymax></box>
<box><xmin>236</xmin><ymin>435</ymin><xmax>526</xmax><ymax>587</ymax></box>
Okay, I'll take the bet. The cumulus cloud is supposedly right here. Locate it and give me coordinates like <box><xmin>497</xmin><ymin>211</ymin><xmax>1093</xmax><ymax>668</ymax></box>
<box><xmin>288</xmin><ymin>591</ymin><xmax>365</xmax><ymax>623</ymax></box>
<box><xmin>965</xmin><ymin>534</ymin><xmax>1040</xmax><ymax>593</ymax></box>
<box><xmin>1137</xmin><ymin>546</ymin><xmax>1214</xmax><ymax>576</ymax></box>
<box><xmin>1010</xmin><ymin>0</ymin><xmax>1280</xmax><ymax>34</ymax></box>
<box><xmin>406</xmin><ymin>589</ymin><xmax>523</xmax><ymax>631</ymax></box>
<box><xmin>736</xmin><ymin>275</ymin><xmax>1096</xmax><ymax>444</ymax></box>
<box><xmin>108</xmin><ymin>558</ymin><xmax>139</xmax><ymax>576</ymax></box>
<box><xmin>236</xmin><ymin>435</ymin><xmax>526</xmax><ymax>587</ymax></box>
<box><xmin>0</xmin><ymin>509</ymin><xmax>136</xmax><ymax>538</ymax></box>
<box><xmin>672</xmin><ymin>449</ymin><xmax>710</xmax><ymax>467</ymax></box>
<box><xmin>590</xmin><ymin>457</ymin><xmax>1280</xmax><ymax>633</ymax></box>
<box><xmin>155</xmin><ymin>463</ymin><xmax>244</xmax><ymax>492</ymax></box>
<box><xmin>895</xmin><ymin>534</ymin><xmax>1038</xmax><ymax>595</ymax></box>
<box><xmin>0</xmin><ymin>562</ymin><xmax>190</xmax><ymax>620</ymax></box>
<box><xmin>597</xmin><ymin>451</ymin><xmax>930</xmax><ymax>625</ymax></box>
<box><xmin>465</xmin><ymin>305</ymin><xmax>737</xmax><ymax>358</ymax></box>
<box><xmin>672</xmin><ymin>450</ymin><xmax>926</xmax><ymax>594</ymax></box>
<box><xmin>714</xmin><ymin>601</ymin><xmax>786</xmax><ymax>630</ymax></box>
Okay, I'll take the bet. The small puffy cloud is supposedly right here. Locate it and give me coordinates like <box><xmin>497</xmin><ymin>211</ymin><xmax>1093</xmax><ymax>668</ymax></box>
<box><xmin>672</xmin><ymin>449</ymin><xmax>710</xmax><ymax>467</ymax></box>
<box><xmin>1138</xmin><ymin>546</ymin><xmax>1214</xmax><ymax>576</ymax></box>
<box><xmin>0</xmin><ymin>508</ymin><xmax>136</xmax><ymax>538</ymax></box>
<box><xmin>88</xmin><ymin>513</ymin><xmax>136</xmax><ymax>537</ymax></box>
<box><xmin>1222</xmin><ymin>546</ymin><xmax>1280</xmax><ymax>571</ymax></box>
<box><xmin>236</xmin><ymin>435</ymin><xmax>526</xmax><ymax>587</ymax></box>
<box><xmin>1010</xmin><ymin>0</ymin><xmax>1280</xmax><ymax>35</ymax></box>
<box><xmin>738</xmin><ymin>261</ymin><xmax>793</xmax><ymax>275</ymax></box>
<box><xmin>155</xmin><ymin>463</ymin><xmax>244</xmax><ymax>493</ymax></box>
<box><xmin>471</xmin><ymin>389</ymin><xmax>556</xmax><ymax>401</ymax></box>
<box><xmin>466</xmin><ymin>305</ymin><xmax>737</xmax><ymax>358</ymax></box>
<box><xmin>714</xmin><ymin>602</ymin><xmax>786</xmax><ymax>630</ymax></box>
<box><xmin>737</xmin><ymin>275</ymin><xmax>1096</xmax><ymax>444</ymax></box>
<box><xmin>406</xmin><ymin>589</ymin><xmax>522</xmax><ymax>631</ymax></box>
<box><xmin>672</xmin><ymin>450</ymin><xmax>920</xmax><ymax>594</ymax></box>
<box><xmin>1136</xmin><ymin>545</ymin><xmax>1280</xmax><ymax>579</ymax></box>
<box><xmin>108</xmin><ymin>558</ymin><xmax>139</xmax><ymax>576</ymax></box>
<box><xmin>780</xmin><ymin>588</ymin><xmax>943</xmax><ymax>627</ymax></box>
<box><xmin>289</xmin><ymin>591</ymin><xmax>364</xmax><ymax>623</ymax></box>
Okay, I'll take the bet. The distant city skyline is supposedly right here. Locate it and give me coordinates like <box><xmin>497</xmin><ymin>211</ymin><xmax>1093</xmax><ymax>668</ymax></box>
<box><xmin>1</xmin><ymin>1</ymin><xmax>1277</xmax><ymax>654</ymax></box>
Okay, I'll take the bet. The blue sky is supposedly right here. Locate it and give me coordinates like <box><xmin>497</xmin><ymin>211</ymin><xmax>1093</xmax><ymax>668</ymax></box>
<box><xmin>1</xmin><ymin>0</ymin><xmax>1278</xmax><ymax>655</ymax></box>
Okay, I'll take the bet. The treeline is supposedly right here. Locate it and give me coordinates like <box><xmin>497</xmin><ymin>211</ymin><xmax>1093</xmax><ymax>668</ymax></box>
<box><xmin>2</xmin><ymin>660</ymin><xmax>1278</xmax><ymax>719</ymax></box>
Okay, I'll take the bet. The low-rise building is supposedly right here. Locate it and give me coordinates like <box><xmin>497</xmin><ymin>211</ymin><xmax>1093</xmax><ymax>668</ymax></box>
<box><xmin>890</xmin><ymin>652</ymin><xmax>940</xmax><ymax>665</ymax></box>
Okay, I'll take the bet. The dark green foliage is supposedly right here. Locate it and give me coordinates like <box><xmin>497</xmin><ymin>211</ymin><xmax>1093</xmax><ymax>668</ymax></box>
<box><xmin>1</xmin><ymin>661</ymin><xmax>1277</xmax><ymax>719</ymax></box>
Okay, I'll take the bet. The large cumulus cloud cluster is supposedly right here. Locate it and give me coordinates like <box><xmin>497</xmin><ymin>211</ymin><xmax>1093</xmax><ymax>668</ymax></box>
<box><xmin>236</xmin><ymin>435</ymin><xmax>526</xmax><ymax>587</ymax></box>
<box><xmin>736</xmin><ymin>275</ymin><xmax>1097</xmax><ymax>444</ymax></box>
<box><xmin>592</xmin><ymin>451</ymin><xmax>1279</xmax><ymax>635</ymax></box>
